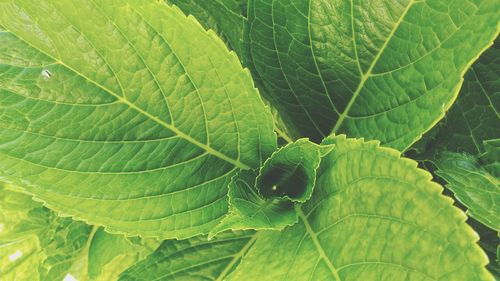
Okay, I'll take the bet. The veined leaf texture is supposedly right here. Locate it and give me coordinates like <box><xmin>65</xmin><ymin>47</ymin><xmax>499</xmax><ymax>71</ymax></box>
<box><xmin>0</xmin><ymin>0</ymin><xmax>499</xmax><ymax>280</ymax></box>
<box><xmin>228</xmin><ymin>136</ymin><xmax>494</xmax><ymax>281</ymax></box>
<box><xmin>119</xmin><ymin>136</ymin><xmax>496</xmax><ymax>281</ymax></box>
<box><xmin>247</xmin><ymin>0</ymin><xmax>499</xmax><ymax>149</ymax></box>
<box><xmin>0</xmin><ymin>0</ymin><xmax>276</xmax><ymax>239</ymax></box>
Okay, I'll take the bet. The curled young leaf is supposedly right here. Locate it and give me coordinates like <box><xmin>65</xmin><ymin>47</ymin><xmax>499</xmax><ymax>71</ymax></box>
<box><xmin>256</xmin><ymin>139</ymin><xmax>333</xmax><ymax>202</ymax></box>
<box><xmin>210</xmin><ymin>139</ymin><xmax>333</xmax><ymax>237</ymax></box>
<box><xmin>209</xmin><ymin>170</ymin><xmax>297</xmax><ymax>238</ymax></box>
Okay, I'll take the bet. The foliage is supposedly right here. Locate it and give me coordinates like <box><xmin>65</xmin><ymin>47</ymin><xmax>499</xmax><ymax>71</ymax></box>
<box><xmin>0</xmin><ymin>0</ymin><xmax>498</xmax><ymax>280</ymax></box>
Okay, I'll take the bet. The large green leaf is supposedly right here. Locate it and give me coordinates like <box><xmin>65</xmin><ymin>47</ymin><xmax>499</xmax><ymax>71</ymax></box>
<box><xmin>247</xmin><ymin>0</ymin><xmax>500</xmax><ymax>148</ymax></box>
<box><xmin>0</xmin><ymin>0</ymin><xmax>276</xmax><ymax>239</ymax></box>
<box><xmin>228</xmin><ymin>136</ymin><xmax>494</xmax><ymax>281</ymax></box>
<box><xmin>165</xmin><ymin>0</ymin><xmax>246</xmax><ymax>55</ymax></box>
<box><xmin>434</xmin><ymin>153</ymin><xmax>499</xmax><ymax>231</ymax></box>
<box><xmin>119</xmin><ymin>231</ymin><xmax>255</xmax><ymax>281</ymax></box>
<box><xmin>0</xmin><ymin>185</ymin><xmax>159</xmax><ymax>281</ymax></box>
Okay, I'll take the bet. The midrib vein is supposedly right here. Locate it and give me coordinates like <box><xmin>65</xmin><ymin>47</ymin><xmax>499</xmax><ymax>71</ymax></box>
<box><xmin>331</xmin><ymin>0</ymin><xmax>415</xmax><ymax>135</ymax></box>
<box><xmin>296</xmin><ymin>207</ymin><xmax>341</xmax><ymax>281</ymax></box>
<box><xmin>5</xmin><ymin>30</ymin><xmax>251</xmax><ymax>171</ymax></box>
<box><xmin>90</xmin><ymin>0</ymin><xmax>175</xmax><ymax>126</ymax></box>
<box><xmin>214</xmin><ymin>234</ymin><xmax>257</xmax><ymax>281</ymax></box>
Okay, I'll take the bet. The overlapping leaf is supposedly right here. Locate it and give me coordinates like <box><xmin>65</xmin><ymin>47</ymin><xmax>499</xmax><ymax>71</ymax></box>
<box><xmin>247</xmin><ymin>0</ymin><xmax>500</xmax><ymax>149</ymax></box>
<box><xmin>434</xmin><ymin>153</ymin><xmax>499</xmax><ymax>231</ymax></box>
<box><xmin>165</xmin><ymin>0</ymin><xmax>246</xmax><ymax>54</ymax></box>
<box><xmin>228</xmin><ymin>136</ymin><xmax>494</xmax><ymax>281</ymax></box>
<box><xmin>0</xmin><ymin>185</ymin><xmax>159</xmax><ymax>281</ymax></box>
<box><xmin>415</xmin><ymin>38</ymin><xmax>499</xmax><ymax>156</ymax></box>
<box><xmin>0</xmin><ymin>0</ymin><xmax>276</xmax><ymax>239</ymax></box>
<box><xmin>409</xmin><ymin>40</ymin><xmax>499</xmax><ymax>277</ymax></box>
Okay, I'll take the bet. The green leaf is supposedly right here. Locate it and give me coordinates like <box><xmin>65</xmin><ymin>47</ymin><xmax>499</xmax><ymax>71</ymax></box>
<box><xmin>165</xmin><ymin>0</ymin><xmax>246</xmax><ymax>55</ymax></box>
<box><xmin>416</xmin><ymin>39</ymin><xmax>500</xmax><ymax>156</ymax></box>
<box><xmin>0</xmin><ymin>0</ymin><xmax>276</xmax><ymax>239</ymax></box>
<box><xmin>119</xmin><ymin>231</ymin><xmax>256</xmax><ymax>281</ymax></box>
<box><xmin>210</xmin><ymin>139</ymin><xmax>332</xmax><ymax>237</ymax></box>
<box><xmin>434</xmin><ymin>152</ymin><xmax>499</xmax><ymax>231</ymax></box>
<box><xmin>256</xmin><ymin>138</ymin><xmax>333</xmax><ymax>202</ymax></box>
<box><xmin>0</xmin><ymin>185</ymin><xmax>159</xmax><ymax>281</ymax></box>
<box><xmin>247</xmin><ymin>0</ymin><xmax>500</xmax><ymax>149</ymax></box>
<box><xmin>228</xmin><ymin>135</ymin><xmax>493</xmax><ymax>281</ymax></box>
<box><xmin>209</xmin><ymin>170</ymin><xmax>297</xmax><ymax>238</ymax></box>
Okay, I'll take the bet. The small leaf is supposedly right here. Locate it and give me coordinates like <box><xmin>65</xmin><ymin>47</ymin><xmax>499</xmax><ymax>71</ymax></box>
<box><xmin>165</xmin><ymin>0</ymin><xmax>246</xmax><ymax>54</ymax></box>
<box><xmin>228</xmin><ymin>135</ymin><xmax>494</xmax><ymax>281</ymax></box>
<box><xmin>0</xmin><ymin>186</ymin><xmax>44</xmax><ymax>281</ymax></box>
<box><xmin>88</xmin><ymin>229</ymin><xmax>159</xmax><ymax>280</ymax></box>
<box><xmin>210</xmin><ymin>139</ymin><xmax>332</xmax><ymax>237</ymax></box>
<box><xmin>209</xmin><ymin>171</ymin><xmax>297</xmax><ymax>238</ymax></box>
<box><xmin>256</xmin><ymin>138</ymin><xmax>333</xmax><ymax>202</ymax></box>
<box><xmin>434</xmin><ymin>152</ymin><xmax>500</xmax><ymax>231</ymax></box>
